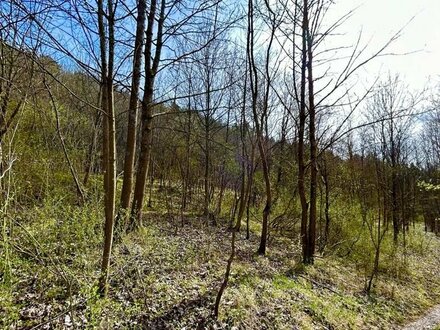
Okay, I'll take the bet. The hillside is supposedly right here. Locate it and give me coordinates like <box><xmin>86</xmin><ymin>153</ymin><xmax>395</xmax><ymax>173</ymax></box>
<box><xmin>2</xmin><ymin>185</ymin><xmax>440</xmax><ymax>329</ymax></box>
<box><xmin>1</xmin><ymin>0</ymin><xmax>440</xmax><ymax>329</ymax></box>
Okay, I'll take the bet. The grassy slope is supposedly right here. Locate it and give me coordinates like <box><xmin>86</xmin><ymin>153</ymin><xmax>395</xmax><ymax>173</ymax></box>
<box><xmin>1</xmin><ymin>199</ymin><xmax>440</xmax><ymax>329</ymax></box>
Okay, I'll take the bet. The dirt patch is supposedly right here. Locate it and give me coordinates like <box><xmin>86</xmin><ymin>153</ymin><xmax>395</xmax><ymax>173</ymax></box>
<box><xmin>402</xmin><ymin>306</ymin><xmax>440</xmax><ymax>330</ymax></box>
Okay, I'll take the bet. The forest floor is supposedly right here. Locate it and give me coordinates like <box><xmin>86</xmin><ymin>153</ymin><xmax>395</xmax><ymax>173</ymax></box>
<box><xmin>2</xmin><ymin>200</ymin><xmax>440</xmax><ymax>329</ymax></box>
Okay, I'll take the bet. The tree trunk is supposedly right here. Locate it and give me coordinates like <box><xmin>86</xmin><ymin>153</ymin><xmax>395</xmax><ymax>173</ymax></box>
<box><xmin>181</xmin><ymin>92</ymin><xmax>192</xmax><ymax>211</ymax></box>
<box><xmin>119</xmin><ymin>0</ymin><xmax>147</xmax><ymax>217</ymax></box>
<box><xmin>45</xmin><ymin>80</ymin><xmax>85</xmax><ymax>203</ymax></box>
<box><xmin>130</xmin><ymin>0</ymin><xmax>165</xmax><ymax>228</ymax></box>
<box><xmin>98</xmin><ymin>0</ymin><xmax>116</xmax><ymax>296</ymax></box>
<box><xmin>214</xmin><ymin>225</ymin><xmax>236</xmax><ymax>318</ymax></box>
<box><xmin>323</xmin><ymin>164</ymin><xmax>330</xmax><ymax>250</ymax></box>
<box><xmin>83</xmin><ymin>103</ymin><xmax>102</xmax><ymax>186</ymax></box>
<box><xmin>298</xmin><ymin>0</ymin><xmax>309</xmax><ymax>264</ymax></box>
<box><xmin>247</xmin><ymin>0</ymin><xmax>275</xmax><ymax>256</ymax></box>
<box><xmin>131</xmin><ymin>98</ymin><xmax>154</xmax><ymax>227</ymax></box>
<box><xmin>203</xmin><ymin>117</ymin><xmax>210</xmax><ymax>216</ymax></box>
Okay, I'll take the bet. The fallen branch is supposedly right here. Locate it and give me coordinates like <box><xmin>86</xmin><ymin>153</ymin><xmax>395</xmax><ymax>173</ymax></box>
<box><xmin>296</xmin><ymin>274</ymin><xmax>342</xmax><ymax>296</ymax></box>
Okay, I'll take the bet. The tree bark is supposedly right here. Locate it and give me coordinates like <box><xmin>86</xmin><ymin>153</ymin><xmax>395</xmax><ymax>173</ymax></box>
<box><xmin>247</xmin><ymin>0</ymin><xmax>273</xmax><ymax>256</ymax></box>
<box><xmin>98</xmin><ymin>0</ymin><xmax>116</xmax><ymax>296</ymax></box>
<box><xmin>298</xmin><ymin>0</ymin><xmax>309</xmax><ymax>264</ymax></box>
<box><xmin>130</xmin><ymin>0</ymin><xmax>165</xmax><ymax>228</ymax></box>
<box><xmin>83</xmin><ymin>101</ymin><xmax>101</xmax><ymax>186</ymax></box>
<box><xmin>306</xmin><ymin>4</ymin><xmax>317</xmax><ymax>263</ymax></box>
<box><xmin>45</xmin><ymin>79</ymin><xmax>85</xmax><ymax>203</ymax></box>
<box><xmin>119</xmin><ymin>0</ymin><xmax>147</xmax><ymax>217</ymax></box>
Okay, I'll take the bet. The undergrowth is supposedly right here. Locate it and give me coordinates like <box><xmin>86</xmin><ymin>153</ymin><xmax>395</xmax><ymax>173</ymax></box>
<box><xmin>1</xmin><ymin>190</ymin><xmax>440</xmax><ymax>329</ymax></box>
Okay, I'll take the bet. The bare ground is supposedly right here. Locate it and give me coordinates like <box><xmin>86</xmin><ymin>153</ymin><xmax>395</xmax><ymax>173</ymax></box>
<box><xmin>402</xmin><ymin>306</ymin><xmax>440</xmax><ymax>330</ymax></box>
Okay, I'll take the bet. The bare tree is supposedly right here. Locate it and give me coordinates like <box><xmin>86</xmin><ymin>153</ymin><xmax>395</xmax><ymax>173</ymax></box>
<box><xmin>118</xmin><ymin>0</ymin><xmax>147</xmax><ymax>226</ymax></box>
<box><xmin>247</xmin><ymin>0</ymin><xmax>280</xmax><ymax>255</ymax></box>
<box><xmin>130</xmin><ymin>0</ymin><xmax>166</xmax><ymax>228</ymax></box>
<box><xmin>365</xmin><ymin>75</ymin><xmax>419</xmax><ymax>242</ymax></box>
<box><xmin>129</xmin><ymin>0</ymin><xmax>224</xmax><ymax>227</ymax></box>
<box><xmin>97</xmin><ymin>0</ymin><xmax>117</xmax><ymax>296</ymax></box>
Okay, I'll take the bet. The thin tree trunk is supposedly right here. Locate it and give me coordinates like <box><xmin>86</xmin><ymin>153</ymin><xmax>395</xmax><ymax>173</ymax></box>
<box><xmin>246</xmin><ymin>192</ymin><xmax>251</xmax><ymax>239</ymax></box>
<box><xmin>235</xmin><ymin>174</ymin><xmax>249</xmax><ymax>231</ymax></box>
<box><xmin>147</xmin><ymin>154</ymin><xmax>154</xmax><ymax>207</ymax></box>
<box><xmin>367</xmin><ymin>173</ymin><xmax>383</xmax><ymax>294</ymax></box>
<box><xmin>305</xmin><ymin>0</ymin><xmax>317</xmax><ymax>264</ymax></box>
<box><xmin>130</xmin><ymin>0</ymin><xmax>165</xmax><ymax>228</ymax></box>
<box><xmin>235</xmin><ymin>60</ymin><xmax>250</xmax><ymax>232</ymax></box>
<box><xmin>45</xmin><ymin>80</ymin><xmax>85</xmax><ymax>203</ymax></box>
<box><xmin>214</xmin><ymin>226</ymin><xmax>236</xmax><ymax>318</ymax></box>
<box><xmin>203</xmin><ymin>120</ymin><xmax>210</xmax><ymax>216</ymax></box>
<box><xmin>119</xmin><ymin>0</ymin><xmax>147</xmax><ymax>215</ymax></box>
<box><xmin>217</xmin><ymin>96</ymin><xmax>232</xmax><ymax>218</ymax></box>
<box><xmin>98</xmin><ymin>0</ymin><xmax>116</xmax><ymax>296</ymax></box>
<box><xmin>322</xmin><ymin>164</ymin><xmax>330</xmax><ymax>250</ymax></box>
<box><xmin>298</xmin><ymin>0</ymin><xmax>309</xmax><ymax>264</ymax></box>
<box><xmin>131</xmin><ymin>98</ymin><xmax>154</xmax><ymax>228</ymax></box>
<box><xmin>100</xmin><ymin>76</ymin><xmax>116</xmax><ymax>295</ymax></box>
<box><xmin>83</xmin><ymin>102</ymin><xmax>101</xmax><ymax>186</ymax></box>
<box><xmin>247</xmin><ymin>0</ymin><xmax>274</xmax><ymax>256</ymax></box>
<box><xmin>181</xmin><ymin>82</ymin><xmax>193</xmax><ymax>211</ymax></box>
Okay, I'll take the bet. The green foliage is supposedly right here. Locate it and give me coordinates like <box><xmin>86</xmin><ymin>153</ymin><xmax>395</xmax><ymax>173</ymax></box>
<box><xmin>0</xmin><ymin>284</ymin><xmax>20</xmax><ymax>327</ymax></box>
<box><xmin>1</xmin><ymin>47</ymin><xmax>439</xmax><ymax>329</ymax></box>
<box><xmin>418</xmin><ymin>180</ymin><xmax>440</xmax><ymax>192</ymax></box>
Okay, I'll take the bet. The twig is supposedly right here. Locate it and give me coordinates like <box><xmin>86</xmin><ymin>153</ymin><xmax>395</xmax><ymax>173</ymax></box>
<box><xmin>296</xmin><ymin>273</ymin><xmax>342</xmax><ymax>296</ymax></box>
<box><xmin>29</xmin><ymin>298</ymin><xmax>88</xmax><ymax>330</ymax></box>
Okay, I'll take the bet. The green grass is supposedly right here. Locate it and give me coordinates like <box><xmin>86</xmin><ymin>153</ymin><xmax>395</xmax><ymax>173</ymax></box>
<box><xmin>2</xmin><ymin>189</ymin><xmax>440</xmax><ymax>329</ymax></box>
